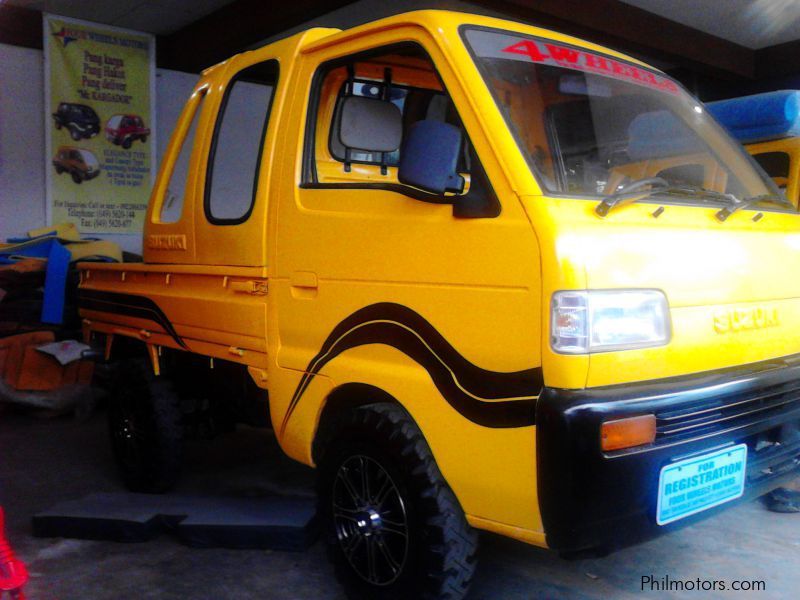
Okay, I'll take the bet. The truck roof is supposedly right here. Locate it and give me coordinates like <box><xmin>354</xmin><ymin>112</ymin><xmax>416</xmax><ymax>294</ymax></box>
<box><xmin>206</xmin><ymin>10</ymin><xmax>658</xmax><ymax>76</ymax></box>
<box><xmin>707</xmin><ymin>90</ymin><xmax>800</xmax><ymax>144</ymax></box>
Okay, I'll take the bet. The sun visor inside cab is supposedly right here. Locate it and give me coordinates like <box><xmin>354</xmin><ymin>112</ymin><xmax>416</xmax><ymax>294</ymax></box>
<box><xmin>627</xmin><ymin>110</ymin><xmax>697</xmax><ymax>161</ymax></box>
<box><xmin>707</xmin><ymin>90</ymin><xmax>800</xmax><ymax>144</ymax></box>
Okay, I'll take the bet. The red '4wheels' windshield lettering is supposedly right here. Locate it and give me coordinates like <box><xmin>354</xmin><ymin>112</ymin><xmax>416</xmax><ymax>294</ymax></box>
<box><xmin>501</xmin><ymin>40</ymin><xmax>679</xmax><ymax>95</ymax></box>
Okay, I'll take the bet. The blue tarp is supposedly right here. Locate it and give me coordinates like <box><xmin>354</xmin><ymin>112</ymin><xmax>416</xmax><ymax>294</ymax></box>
<box><xmin>707</xmin><ymin>90</ymin><xmax>800</xmax><ymax>143</ymax></box>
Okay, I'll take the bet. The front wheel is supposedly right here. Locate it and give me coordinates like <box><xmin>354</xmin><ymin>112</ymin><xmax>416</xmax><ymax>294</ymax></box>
<box><xmin>70</xmin><ymin>127</ymin><xmax>81</xmax><ymax>141</ymax></box>
<box><xmin>122</xmin><ymin>137</ymin><xmax>132</xmax><ymax>149</ymax></box>
<box><xmin>71</xmin><ymin>172</ymin><xmax>82</xmax><ymax>184</ymax></box>
<box><xmin>318</xmin><ymin>403</ymin><xmax>478</xmax><ymax>600</ymax></box>
<box><xmin>108</xmin><ymin>359</ymin><xmax>184</xmax><ymax>493</ymax></box>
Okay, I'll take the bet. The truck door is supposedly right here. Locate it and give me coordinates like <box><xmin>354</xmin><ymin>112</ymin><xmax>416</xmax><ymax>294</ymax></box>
<box><xmin>272</xmin><ymin>38</ymin><xmax>543</xmax><ymax>526</ymax></box>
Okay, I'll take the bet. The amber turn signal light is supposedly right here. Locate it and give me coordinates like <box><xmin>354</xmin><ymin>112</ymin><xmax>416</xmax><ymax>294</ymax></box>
<box><xmin>601</xmin><ymin>414</ymin><xmax>656</xmax><ymax>451</ymax></box>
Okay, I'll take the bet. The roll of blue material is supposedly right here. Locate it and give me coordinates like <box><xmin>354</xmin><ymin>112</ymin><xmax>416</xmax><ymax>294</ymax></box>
<box><xmin>707</xmin><ymin>90</ymin><xmax>800</xmax><ymax>143</ymax></box>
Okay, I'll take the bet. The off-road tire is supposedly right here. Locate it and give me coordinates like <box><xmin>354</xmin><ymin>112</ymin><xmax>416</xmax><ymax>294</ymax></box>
<box><xmin>108</xmin><ymin>359</ymin><xmax>183</xmax><ymax>493</ymax></box>
<box><xmin>318</xmin><ymin>402</ymin><xmax>478</xmax><ymax>600</ymax></box>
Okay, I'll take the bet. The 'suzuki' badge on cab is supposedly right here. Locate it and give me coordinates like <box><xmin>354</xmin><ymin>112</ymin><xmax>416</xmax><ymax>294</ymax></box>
<box><xmin>656</xmin><ymin>444</ymin><xmax>748</xmax><ymax>526</ymax></box>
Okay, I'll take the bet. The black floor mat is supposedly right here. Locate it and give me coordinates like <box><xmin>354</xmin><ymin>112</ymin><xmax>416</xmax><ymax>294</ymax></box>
<box><xmin>32</xmin><ymin>492</ymin><xmax>318</xmax><ymax>551</ymax></box>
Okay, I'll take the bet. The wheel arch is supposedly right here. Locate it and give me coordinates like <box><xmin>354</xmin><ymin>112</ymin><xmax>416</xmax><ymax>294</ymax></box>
<box><xmin>311</xmin><ymin>382</ymin><xmax>404</xmax><ymax>465</ymax></box>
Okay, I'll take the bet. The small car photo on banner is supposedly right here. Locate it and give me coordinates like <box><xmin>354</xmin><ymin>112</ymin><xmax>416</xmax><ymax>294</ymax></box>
<box><xmin>44</xmin><ymin>14</ymin><xmax>155</xmax><ymax>234</ymax></box>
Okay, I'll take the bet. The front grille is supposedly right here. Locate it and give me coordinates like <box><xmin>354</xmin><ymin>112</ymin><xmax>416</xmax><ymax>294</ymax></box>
<box><xmin>746</xmin><ymin>437</ymin><xmax>800</xmax><ymax>488</ymax></box>
<box><xmin>654</xmin><ymin>377</ymin><xmax>800</xmax><ymax>446</ymax></box>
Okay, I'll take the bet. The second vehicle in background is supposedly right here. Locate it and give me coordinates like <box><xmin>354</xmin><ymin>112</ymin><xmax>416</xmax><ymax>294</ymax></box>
<box><xmin>708</xmin><ymin>90</ymin><xmax>800</xmax><ymax>207</ymax></box>
<box><xmin>105</xmin><ymin>114</ymin><xmax>150</xmax><ymax>149</ymax></box>
<box><xmin>52</xmin><ymin>102</ymin><xmax>100</xmax><ymax>141</ymax></box>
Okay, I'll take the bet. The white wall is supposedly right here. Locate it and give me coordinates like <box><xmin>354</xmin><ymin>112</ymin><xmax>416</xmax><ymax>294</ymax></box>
<box><xmin>0</xmin><ymin>42</ymin><xmax>198</xmax><ymax>254</ymax></box>
<box><xmin>0</xmin><ymin>44</ymin><xmax>46</xmax><ymax>241</ymax></box>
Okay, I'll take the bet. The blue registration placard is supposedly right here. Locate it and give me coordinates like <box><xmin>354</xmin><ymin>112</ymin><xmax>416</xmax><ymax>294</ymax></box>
<box><xmin>656</xmin><ymin>444</ymin><xmax>748</xmax><ymax>526</ymax></box>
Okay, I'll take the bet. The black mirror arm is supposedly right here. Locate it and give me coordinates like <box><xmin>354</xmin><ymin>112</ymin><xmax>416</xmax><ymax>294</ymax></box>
<box><xmin>452</xmin><ymin>147</ymin><xmax>500</xmax><ymax>219</ymax></box>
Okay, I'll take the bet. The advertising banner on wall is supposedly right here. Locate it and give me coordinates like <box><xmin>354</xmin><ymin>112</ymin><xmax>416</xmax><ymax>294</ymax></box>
<box><xmin>44</xmin><ymin>15</ymin><xmax>155</xmax><ymax>234</ymax></box>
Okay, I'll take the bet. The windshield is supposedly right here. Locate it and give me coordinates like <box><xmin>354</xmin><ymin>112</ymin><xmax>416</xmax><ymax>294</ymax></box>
<box><xmin>462</xmin><ymin>27</ymin><xmax>778</xmax><ymax>202</ymax></box>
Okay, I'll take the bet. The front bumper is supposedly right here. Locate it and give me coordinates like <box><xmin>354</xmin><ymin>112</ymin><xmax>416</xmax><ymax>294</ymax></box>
<box><xmin>537</xmin><ymin>353</ymin><xmax>800</xmax><ymax>555</ymax></box>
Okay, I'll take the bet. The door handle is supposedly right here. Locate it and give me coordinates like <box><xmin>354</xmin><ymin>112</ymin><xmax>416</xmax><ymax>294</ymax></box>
<box><xmin>290</xmin><ymin>271</ymin><xmax>318</xmax><ymax>289</ymax></box>
<box><xmin>290</xmin><ymin>271</ymin><xmax>318</xmax><ymax>299</ymax></box>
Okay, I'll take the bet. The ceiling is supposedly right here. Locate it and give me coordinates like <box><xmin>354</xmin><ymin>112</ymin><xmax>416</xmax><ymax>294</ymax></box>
<box><xmin>5</xmin><ymin>0</ymin><xmax>236</xmax><ymax>35</ymax></box>
<box><xmin>620</xmin><ymin>0</ymin><xmax>800</xmax><ymax>49</ymax></box>
<box><xmin>3</xmin><ymin>0</ymin><xmax>800</xmax><ymax>83</ymax></box>
<box><xmin>9</xmin><ymin>0</ymin><xmax>800</xmax><ymax>48</ymax></box>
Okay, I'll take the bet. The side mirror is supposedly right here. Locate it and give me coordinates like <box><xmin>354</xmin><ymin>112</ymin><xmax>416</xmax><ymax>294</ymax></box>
<box><xmin>398</xmin><ymin>120</ymin><xmax>465</xmax><ymax>195</ymax></box>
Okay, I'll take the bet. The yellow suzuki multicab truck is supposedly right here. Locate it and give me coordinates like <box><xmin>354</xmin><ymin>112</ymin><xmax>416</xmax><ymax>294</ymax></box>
<box><xmin>708</xmin><ymin>91</ymin><xmax>800</xmax><ymax>207</ymax></box>
<box><xmin>77</xmin><ymin>11</ymin><xmax>800</xmax><ymax>599</ymax></box>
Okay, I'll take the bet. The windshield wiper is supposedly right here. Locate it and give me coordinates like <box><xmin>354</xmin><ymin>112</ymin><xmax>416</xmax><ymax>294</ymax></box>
<box><xmin>715</xmin><ymin>194</ymin><xmax>797</xmax><ymax>222</ymax></box>
<box><xmin>595</xmin><ymin>177</ymin><xmax>737</xmax><ymax>217</ymax></box>
<box><xmin>595</xmin><ymin>177</ymin><xmax>668</xmax><ymax>217</ymax></box>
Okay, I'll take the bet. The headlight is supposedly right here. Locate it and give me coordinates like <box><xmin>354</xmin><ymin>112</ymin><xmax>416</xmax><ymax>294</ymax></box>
<box><xmin>551</xmin><ymin>290</ymin><xmax>670</xmax><ymax>354</ymax></box>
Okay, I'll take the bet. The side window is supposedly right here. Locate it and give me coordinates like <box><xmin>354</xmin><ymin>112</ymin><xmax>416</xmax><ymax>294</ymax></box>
<box><xmin>303</xmin><ymin>44</ymin><xmax>499</xmax><ymax>217</ymax></box>
<box><xmin>309</xmin><ymin>45</ymin><xmax>468</xmax><ymax>180</ymax></box>
<box><xmin>159</xmin><ymin>89</ymin><xmax>206</xmax><ymax>224</ymax></box>
<box><xmin>205</xmin><ymin>60</ymin><xmax>279</xmax><ymax>224</ymax></box>
<box><xmin>753</xmin><ymin>152</ymin><xmax>790</xmax><ymax>189</ymax></box>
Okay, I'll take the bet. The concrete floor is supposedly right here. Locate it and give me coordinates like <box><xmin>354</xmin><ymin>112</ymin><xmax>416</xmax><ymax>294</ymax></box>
<box><xmin>1</xmin><ymin>408</ymin><xmax>799</xmax><ymax>600</ymax></box>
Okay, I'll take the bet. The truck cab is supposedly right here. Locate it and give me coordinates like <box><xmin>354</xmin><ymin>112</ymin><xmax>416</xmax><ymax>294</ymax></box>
<box><xmin>78</xmin><ymin>11</ymin><xmax>800</xmax><ymax>600</ymax></box>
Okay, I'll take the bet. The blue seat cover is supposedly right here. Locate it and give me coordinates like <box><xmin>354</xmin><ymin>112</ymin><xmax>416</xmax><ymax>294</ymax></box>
<box><xmin>627</xmin><ymin>110</ymin><xmax>698</xmax><ymax>161</ymax></box>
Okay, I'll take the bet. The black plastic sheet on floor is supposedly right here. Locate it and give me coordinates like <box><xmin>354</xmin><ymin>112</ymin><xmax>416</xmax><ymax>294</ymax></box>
<box><xmin>32</xmin><ymin>492</ymin><xmax>318</xmax><ymax>551</ymax></box>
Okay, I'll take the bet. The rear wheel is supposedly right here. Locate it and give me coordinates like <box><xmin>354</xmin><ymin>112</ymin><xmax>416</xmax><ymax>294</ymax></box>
<box><xmin>140</xmin><ymin>135</ymin><xmax>148</xmax><ymax>143</ymax></box>
<box><xmin>55</xmin><ymin>121</ymin><xmax>62</xmax><ymax>130</ymax></box>
<box><xmin>108</xmin><ymin>359</ymin><xmax>183</xmax><ymax>493</ymax></box>
<box><xmin>318</xmin><ymin>403</ymin><xmax>478</xmax><ymax>600</ymax></box>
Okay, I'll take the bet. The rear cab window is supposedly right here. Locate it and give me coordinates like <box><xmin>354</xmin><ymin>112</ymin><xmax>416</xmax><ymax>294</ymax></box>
<box><xmin>205</xmin><ymin>59</ymin><xmax>279</xmax><ymax>224</ymax></box>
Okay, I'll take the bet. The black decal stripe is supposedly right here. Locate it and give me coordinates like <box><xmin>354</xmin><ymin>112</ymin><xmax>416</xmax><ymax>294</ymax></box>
<box><xmin>79</xmin><ymin>289</ymin><xmax>188</xmax><ymax>349</ymax></box>
<box><xmin>281</xmin><ymin>303</ymin><xmax>542</xmax><ymax>432</ymax></box>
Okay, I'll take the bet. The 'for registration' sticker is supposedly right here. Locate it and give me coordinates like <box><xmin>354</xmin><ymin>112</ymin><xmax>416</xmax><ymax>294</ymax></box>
<box><xmin>656</xmin><ymin>444</ymin><xmax>748</xmax><ymax>526</ymax></box>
